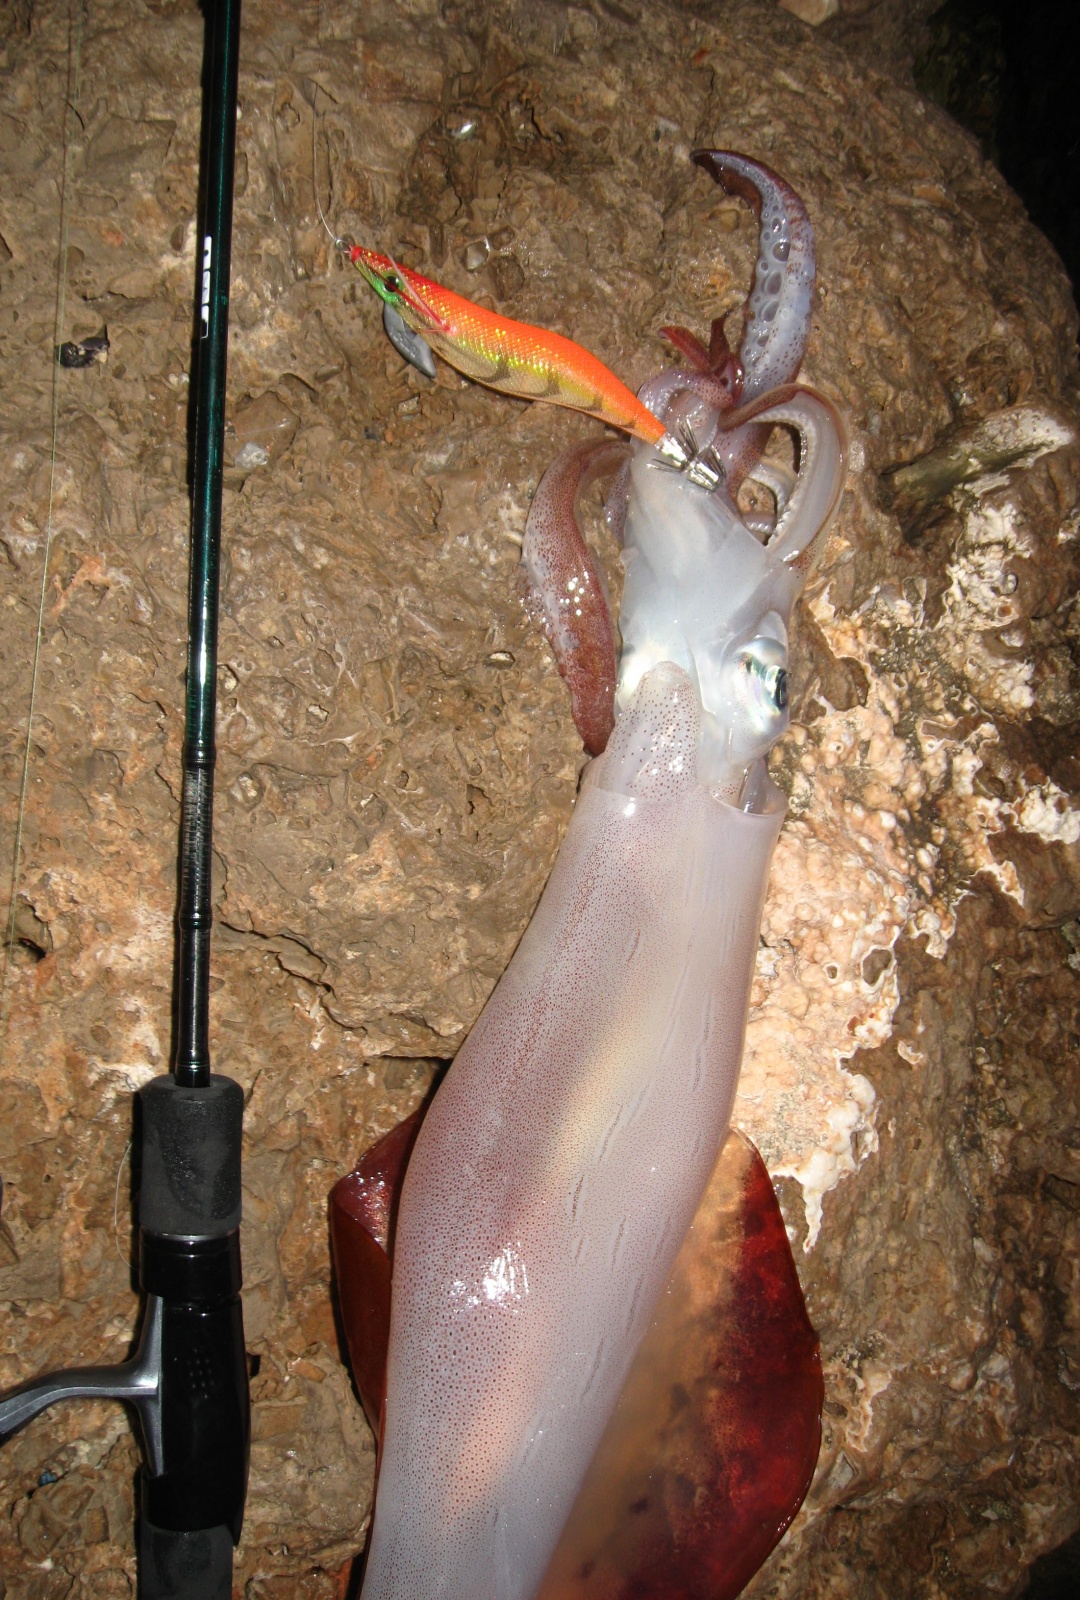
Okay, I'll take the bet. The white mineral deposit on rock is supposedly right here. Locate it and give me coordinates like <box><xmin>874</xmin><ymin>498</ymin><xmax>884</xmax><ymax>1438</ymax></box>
<box><xmin>1012</xmin><ymin>782</ymin><xmax>1080</xmax><ymax>847</ymax></box>
<box><xmin>780</xmin><ymin>0</ymin><xmax>841</xmax><ymax>24</ymax></box>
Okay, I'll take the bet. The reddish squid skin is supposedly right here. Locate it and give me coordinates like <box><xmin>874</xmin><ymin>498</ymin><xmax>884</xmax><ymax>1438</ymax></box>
<box><xmin>538</xmin><ymin>1130</ymin><xmax>823</xmax><ymax>1600</ymax></box>
<box><xmin>330</xmin><ymin>1110</ymin><xmax>424</xmax><ymax>1436</ymax></box>
<box><xmin>330</xmin><ymin>1121</ymin><xmax>823</xmax><ymax>1600</ymax></box>
<box><xmin>523</xmin><ymin>438</ymin><xmax>631</xmax><ymax>756</ymax></box>
<box><xmin>659</xmin><ymin>316</ymin><xmax>743</xmax><ymax>409</ymax></box>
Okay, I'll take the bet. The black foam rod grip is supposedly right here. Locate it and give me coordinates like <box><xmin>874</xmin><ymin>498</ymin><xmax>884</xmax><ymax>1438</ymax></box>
<box><xmin>139</xmin><ymin>1075</ymin><xmax>243</xmax><ymax>1237</ymax></box>
<box><xmin>138</xmin><ymin>1521</ymin><xmax>233</xmax><ymax>1599</ymax></box>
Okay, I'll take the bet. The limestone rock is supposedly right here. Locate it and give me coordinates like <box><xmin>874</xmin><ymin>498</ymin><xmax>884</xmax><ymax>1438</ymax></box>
<box><xmin>1</xmin><ymin>0</ymin><xmax>1077</xmax><ymax>1595</ymax></box>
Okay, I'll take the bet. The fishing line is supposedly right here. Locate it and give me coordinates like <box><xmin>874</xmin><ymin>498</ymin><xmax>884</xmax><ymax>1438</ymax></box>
<box><xmin>309</xmin><ymin>81</ymin><xmax>346</xmax><ymax>252</ymax></box>
<box><xmin>113</xmin><ymin>1137</ymin><xmax>132</xmax><ymax>1262</ymax></box>
<box><xmin>309</xmin><ymin>0</ymin><xmax>345</xmax><ymax>253</ymax></box>
<box><xmin>307</xmin><ymin>76</ymin><xmax>437</xmax><ymax>384</ymax></box>
<box><xmin>0</xmin><ymin>0</ymin><xmax>86</xmax><ymax>1069</ymax></box>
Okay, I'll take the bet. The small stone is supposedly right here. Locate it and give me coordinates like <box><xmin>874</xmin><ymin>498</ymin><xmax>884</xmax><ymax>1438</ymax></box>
<box><xmin>227</xmin><ymin>392</ymin><xmax>299</xmax><ymax>468</ymax></box>
<box><xmin>234</xmin><ymin>441</ymin><xmax>270</xmax><ymax>470</ymax></box>
<box><xmin>462</xmin><ymin>238</ymin><xmax>490</xmax><ymax>272</ymax></box>
<box><xmin>779</xmin><ymin>0</ymin><xmax>840</xmax><ymax>22</ymax></box>
<box><xmin>489</xmin><ymin>253</ymin><xmax>525</xmax><ymax>300</ymax></box>
<box><xmin>445</xmin><ymin>110</ymin><xmax>480</xmax><ymax>139</ymax></box>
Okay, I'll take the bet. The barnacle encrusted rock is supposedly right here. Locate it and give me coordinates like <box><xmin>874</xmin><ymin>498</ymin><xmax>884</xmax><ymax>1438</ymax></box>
<box><xmin>1</xmin><ymin>0</ymin><xmax>1077</xmax><ymax>1595</ymax></box>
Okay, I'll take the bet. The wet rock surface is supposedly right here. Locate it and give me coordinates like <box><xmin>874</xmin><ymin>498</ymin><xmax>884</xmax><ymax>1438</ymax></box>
<box><xmin>1</xmin><ymin>0</ymin><xmax>1078</xmax><ymax>1595</ymax></box>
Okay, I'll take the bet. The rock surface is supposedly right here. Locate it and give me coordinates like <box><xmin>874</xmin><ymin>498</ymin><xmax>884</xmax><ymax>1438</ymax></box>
<box><xmin>1</xmin><ymin>0</ymin><xmax>1078</xmax><ymax>1596</ymax></box>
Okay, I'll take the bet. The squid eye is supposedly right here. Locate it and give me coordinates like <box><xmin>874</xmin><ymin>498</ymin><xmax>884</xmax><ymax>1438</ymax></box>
<box><xmin>731</xmin><ymin>636</ymin><xmax>789</xmax><ymax>733</ymax></box>
<box><xmin>383</xmin><ymin>273</ymin><xmax>402</xmax><ymax>293</ymax></box>
<box><xmin>738</xmin><ymin>653</ymin><xmax>786</xmax><ymax>706</ymax></box>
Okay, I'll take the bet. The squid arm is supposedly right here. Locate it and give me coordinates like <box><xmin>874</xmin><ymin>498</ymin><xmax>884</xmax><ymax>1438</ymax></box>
<box><xmin>522</xmin><ymin>437</ymin><xmax>631</xmax><ymax>757</ymax></box>
<box><xmin>513</xmin><ymin>150</ymin><xmax>822</xmax><ymax>757</ymax></box>
<box><xmin>691</xmin><ymin>151</ymin><xmax>816</xmax><ymax>408</ymax></box>
<box><xmin>669</xmin><ymin>151</ymin><xmax>818</xmax><ymax>496</ymax></box>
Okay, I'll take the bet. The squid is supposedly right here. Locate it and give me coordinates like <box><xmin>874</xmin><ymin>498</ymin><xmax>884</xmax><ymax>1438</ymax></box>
<box><xmin>331</xmin><ymin>151</ymin><xmax>845</xmax><ymax>1600</ymax></box>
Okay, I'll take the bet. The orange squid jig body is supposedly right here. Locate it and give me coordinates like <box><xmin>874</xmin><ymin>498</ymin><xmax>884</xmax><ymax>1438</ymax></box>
<box><xmin>349</xmin><ymin>245</ymin><xmax>691</xmax><ymax>467</ymax></box>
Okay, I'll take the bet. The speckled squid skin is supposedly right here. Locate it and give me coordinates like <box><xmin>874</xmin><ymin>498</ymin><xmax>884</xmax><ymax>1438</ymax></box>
<box><xmin>520</xmin><ymin>437</ymin><xmax>630</xmax><ymax>756</ymax></box>
<box><xmin>360</xmin><ymin>668</ymin><xmax>785</xmax><ymax>1600</ymax></box>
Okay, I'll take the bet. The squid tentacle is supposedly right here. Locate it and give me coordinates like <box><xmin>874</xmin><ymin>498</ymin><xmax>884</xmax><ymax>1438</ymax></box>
<box><xmin>709</xmin><ymin>312</ymin><xmax>739</xmax><ymax>376</ymax></box>
<box><xmin>660</xmin><ymin>318</ymin><xmax>742</xmax><ymax>398</ymax></box>
<box><xmin>603</xmin><ymin>456</ymin><xmax>633</xmax><ymax>548</ymax></box>
<box><xmin>691</xmin><ymin>150</ymin><xmax>816</xmax><ymax>405</ymax></box>
<box><xmin>523</xmin><ymin>437</ymin><xmax>632</xmax><ymax>756</ymax></box>
<box><xmin>718</xmin><ymin>384</ymin><xmax>846</xmax><ymax>568</ymax></box>
<box><xmin>747</xmin><ymin>454</ymin><xmax>797</xmax><ymax>518</ymax></box>
<box><xmin>740</xmin><ymin>457</ymin><xmax>799</xmax><ymax>538</ymax></box>
<box><xmin>689</xmin><ymin>149</ymin><xmax>817</xmax><ymax>495</ymax></box>
<box><xmin>658</xmin><ymin>323</ymin><xmax>712</xmax><ymax>371</ymax></box>
<box><xmin>639</xmin><ymin>365</ymin><xmax>738</xmax><ymax>425</ymax></box>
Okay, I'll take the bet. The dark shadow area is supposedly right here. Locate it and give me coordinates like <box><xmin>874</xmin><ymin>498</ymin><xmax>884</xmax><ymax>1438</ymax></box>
<box><xmin>344</xmin><ymin>1546</ymin><xmax>368</xmax><ymax>1600</ymax></box>
<box><xmin>914</xmin><ymin>0</ymin><xmax>1080</xmax><ymax>303</ymax></box>
<box><xmin>1021</xmin><ymin>1527</ymin><xmax>1080</xmax><ymax>1600</ymax></box>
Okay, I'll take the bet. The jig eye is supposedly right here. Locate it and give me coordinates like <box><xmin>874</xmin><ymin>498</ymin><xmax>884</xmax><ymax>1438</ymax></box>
<box><xmin>383</xmin><ymin>273</ymin><xmax>402</xmax><ymax>294</ymax></box>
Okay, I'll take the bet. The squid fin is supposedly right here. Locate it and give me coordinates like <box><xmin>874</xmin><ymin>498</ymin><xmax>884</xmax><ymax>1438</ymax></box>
<box><xmin>331</xmin><ymin>1120</ymin><xmax>821</xmax><ymax>1600</ymax></box>
<box><xmin>537</xmin><ymin>1128</ymin><xmax>822</xmax><ymax>1600</ymax></box>
<box><xmin>329</xmin><ymin>1109</ymin><xmax>423</xmax><ymax>1434</ymax></box>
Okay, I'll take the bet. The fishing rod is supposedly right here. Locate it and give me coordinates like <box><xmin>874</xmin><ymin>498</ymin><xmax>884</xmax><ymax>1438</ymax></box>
<box><xmin>0</xmin><ymin>3</ymin><xmax>249</xmax><ymax>1596</ymax></box>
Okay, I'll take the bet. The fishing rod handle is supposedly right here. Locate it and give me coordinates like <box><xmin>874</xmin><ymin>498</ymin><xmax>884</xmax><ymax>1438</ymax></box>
<box><xmin>139</xmin><ymin>1521</ymin><xmax>234</xmax><ymax>1600</ymax></box>
<box><xmin>138</xmin><ymin>1074</ymin><xmax>250</xmax><ymax>1549</ymax></box>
